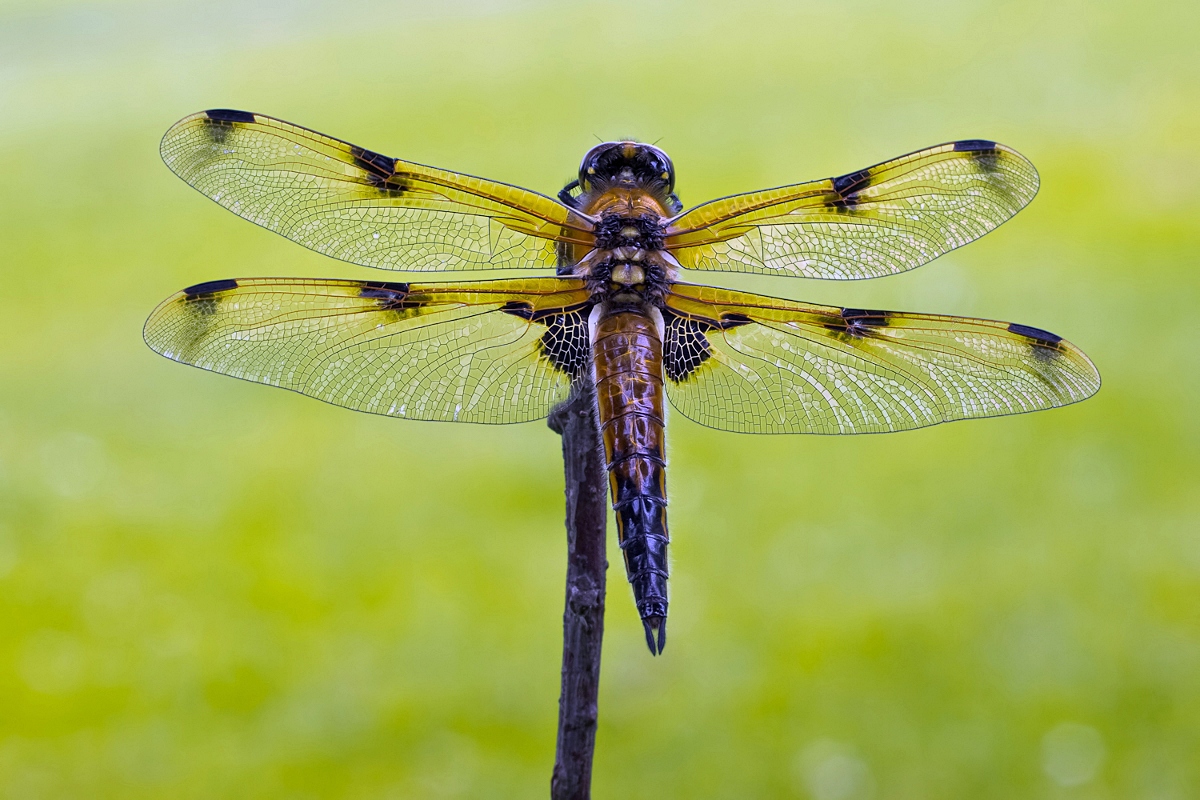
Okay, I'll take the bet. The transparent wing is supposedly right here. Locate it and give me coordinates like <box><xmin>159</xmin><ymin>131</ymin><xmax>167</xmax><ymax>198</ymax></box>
<box><xmin>144</xmin><ymin>276</ymin><xmax>594</xmax><ymax>423</ymax></box>
<box><xmin>160</xmin><ymin>110</ymin><xmax>596</xmax><ymax>272</ymax></box>
<box><xmin>662</xmin><ymin>283</ymin><xmax>1098</xmax><ymax>434</ymax></box>
<box><xmin>664</xmin><ymin>141</ymin><xmax>1038</xmax><ymax>280</ymax></box>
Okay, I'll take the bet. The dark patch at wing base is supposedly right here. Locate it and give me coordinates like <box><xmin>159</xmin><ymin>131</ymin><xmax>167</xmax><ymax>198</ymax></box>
<box><xmin>500</xmin><ymin>301</ymin><xmax>592</xmax><ymax>377</ymax></box>
<box><xmin>499</xmin><ymin>300</ymin><xmax>536</xmax><ymax>320</ymax></box>
<box><xmin>537</xmin><ymin>306</ymin><xmax>591</xmax><ymax>377</ymax></box>
<box><xmin>499</xmin><ymin>300</ymin><xmax>591</xmax><ymax>324</ymax></box>
<box><xmin>663</xmin><ymin>311</ymin><xmax>713</xmax><ymax>382</ymax></box>
<box><xmin>663</xmin><ymin>310</ymin><xmax>752</xmax><ymax>382</ymax></box>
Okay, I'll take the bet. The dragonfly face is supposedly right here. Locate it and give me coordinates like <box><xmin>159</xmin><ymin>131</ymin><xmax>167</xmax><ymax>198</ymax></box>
<box><xmin>577</xmin><ymin>140</ymin><xmax>675</xmax><ymax>194</ymax></box>
<box><xmin>147</xmin><ymin>110</ymin><xmax>1101</xmax><ymax>654</ymax></box>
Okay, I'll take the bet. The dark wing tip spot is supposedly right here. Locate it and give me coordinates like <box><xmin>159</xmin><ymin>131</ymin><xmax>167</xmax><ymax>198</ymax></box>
<box><xmin>1008</xmin><ymin>322</ymin><xmax>1063</xmax><ymax>346</ymax></box>
<box><xmin>953</xmin><ymin>139</ymin><xmax>998</xmax><ymax>152</ymax></box>
<box><xmin>183</xmin><ymin>278</ymin><xmax>238</xmax><ymax>297</ymax></box>
<box><xmin>204</xmin><ymin>109</ymin><xmax>257</xmax><ymax>124</ymax></box>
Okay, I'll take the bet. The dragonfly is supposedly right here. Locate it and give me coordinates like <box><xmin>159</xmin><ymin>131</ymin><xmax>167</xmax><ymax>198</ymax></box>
<box><xmin>145</xmin><ymin>109</ymin><xmax>1100</xmax><ymax>655</ymax></box>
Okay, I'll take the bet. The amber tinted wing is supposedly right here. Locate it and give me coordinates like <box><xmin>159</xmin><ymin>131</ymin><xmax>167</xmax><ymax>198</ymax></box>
<box><xmin>661</xmin><ymin>284</ymin><xmax>1098</xmax><ymax>434</ymax></box>
<box><xmin>144</xmin><ymin>277</ymin><xmax>593</xmax><ymax>423</ymax></box>
<box><xmin>664</xmin><ymin>141</ymin><xmax>1038</xmax><ymax>280</ymax></box>
<box><xmin>160</xmin><ymin>110</ymin><xmax>595</xmax><ymax>272</ymax></box>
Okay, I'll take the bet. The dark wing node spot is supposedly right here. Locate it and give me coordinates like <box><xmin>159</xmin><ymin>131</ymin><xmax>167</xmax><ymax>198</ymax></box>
<box><xmin>205</xmin><ymin>109</ymin><xmax>257</xmax><ymax>124</ymax></box>
<box><xmin>536</xmin><ymin>305</ymin><xmax>592</xmax><ymax>378</ymax></box>
<box><xmin>183</xmin><ymin>278</ymin><xmax>238</xmax><ymax>298</ymax></box>
<box><xmin>827</xmin><ymin>167</ymin><xmax>873</xmax><ymax>213</ymax></box>
<box><xmin>663</xmin><ymin>309</ymin><xmax>716</xmax><ymax>383</ymax></box>
<box><xmin>719</xmin><ymin>312</ymin><xmax>753</xmax><ymax>330</ymax></box>
<box><xmin>1008</xmin><ymin>322</ymin><xmax>1062</xmax><ymax>347</ymax></box>
<box><xmin>842</xmin><ymin>308</ymin><xmax>889</xmax><ymax>327</ymax></box>
<box><xmin>349</xmin><ymin>145</ymin><xmax>411</xmax><ymax>196</ymax></box>
<box><xmin>359</xmin><ymin>281</ymin><xmax>419</xmax><ymax>312</ymax></box>
<box><xmin>350</xmin><ymin>145</ymin><xmax>395</xmax><ymax>179</ymax></box>
<box><xmin>825</xmin><ymin>307</ymin><xmax>888</xmax><ymax>338</ymax></box>
<box><xmin>831</xmin><ymin>168</ymin><xmax>872</xmax><ymax>196</ymax></box>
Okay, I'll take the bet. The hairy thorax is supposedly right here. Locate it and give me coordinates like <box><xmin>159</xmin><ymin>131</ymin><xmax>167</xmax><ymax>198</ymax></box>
<box><xmin>567</xmin><ymin>191</ymin><xmax>680</xmax><ymax>303</ymax></box>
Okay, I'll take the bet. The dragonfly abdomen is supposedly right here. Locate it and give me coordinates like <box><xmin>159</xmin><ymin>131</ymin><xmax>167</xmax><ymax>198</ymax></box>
<box><xmin>592</xmin><ymin>303</ymin><xmax>670</xmax><ymax>655</ymax></box>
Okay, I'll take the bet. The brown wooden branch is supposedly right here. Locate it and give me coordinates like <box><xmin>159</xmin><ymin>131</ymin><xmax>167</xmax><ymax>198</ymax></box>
<box><xmin>547</xmin><ymin>382</ymin><xmax>609</xmax><ymax>800</ymax></box>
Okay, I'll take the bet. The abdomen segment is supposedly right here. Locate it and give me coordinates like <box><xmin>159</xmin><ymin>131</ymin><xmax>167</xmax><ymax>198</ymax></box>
<box><xmin>592</xmin><ymin>303</ymin><xmax>670</xmax><ymax>654</ymax></box>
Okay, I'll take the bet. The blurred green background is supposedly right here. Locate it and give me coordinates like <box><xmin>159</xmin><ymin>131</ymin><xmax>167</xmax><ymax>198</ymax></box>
<box><xmin>1</xmin><ymin>0</ymin><xmax>1197</xmax><ymax>797</ymax></box>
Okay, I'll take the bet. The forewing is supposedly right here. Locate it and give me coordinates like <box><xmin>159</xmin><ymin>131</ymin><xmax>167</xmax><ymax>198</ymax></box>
<box><xmin>665</xmin><ymin>141</ymin><xmax>1038</xmax><ymax>280</ymax></box>
<box><xmin>662</xmin><ymin>284</ymin><xmax>1098</xmax><ymax>434</ymax></box>
<box><xmin>160</xmin><ymin>110</ymin><xmax>595</xmax><ymax>272</ymax></box>
<box><xmin>144</xmin><ymin>277</ymin><xmax>594</xmax><ymax>423</ymax></box>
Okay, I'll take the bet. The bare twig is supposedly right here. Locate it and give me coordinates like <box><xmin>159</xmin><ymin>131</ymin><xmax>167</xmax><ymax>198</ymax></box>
<box><xmin>548</xmin><ymin>382</ymin><xmax>608</xmax><ymax>800</ymax></box>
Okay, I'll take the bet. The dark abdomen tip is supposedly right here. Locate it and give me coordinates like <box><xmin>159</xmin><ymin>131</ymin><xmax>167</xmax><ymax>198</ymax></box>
<box><xmin>642</xmin><ymin>616</ymin><xmax>667</xmax><ymax>655</ymax></box>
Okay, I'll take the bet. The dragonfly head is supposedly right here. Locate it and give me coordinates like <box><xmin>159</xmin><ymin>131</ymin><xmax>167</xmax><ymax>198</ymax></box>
<box><xmin>571</xmin><ymin>141</ymin><xmax>679</xmax><ymax>212</ymax></box>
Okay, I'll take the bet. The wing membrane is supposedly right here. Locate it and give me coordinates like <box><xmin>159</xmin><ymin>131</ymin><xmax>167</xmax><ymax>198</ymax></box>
<box><xmin>665</xmin><ymin>141</ymin><xmax>1038</xmax><ymax>280</ymax></box>
<box><xmin>144</xmin><ymin>276</ymin><xmax>593</xmax><ymax>423</ymax></box>
<box><xmin>662</xmin><ymin>284</ymin><xmax>1098</xmax><ymax>434</ymax></box>
<box><xmin>160</xmin><ymin>110</ymin><xmax>595</xmax><ymax>272</ymax></box>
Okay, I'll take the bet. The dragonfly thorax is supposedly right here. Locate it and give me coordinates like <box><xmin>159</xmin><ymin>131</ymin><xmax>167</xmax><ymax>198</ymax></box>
<box><xmin>574</xmin><ymin>214</ymin><xmax>672</xmax><ymax>297</ymax></box>
<box><xmin>594</xmin><ymin>214</ymin><xmax>665</xmax><ymax>250</ymax></box>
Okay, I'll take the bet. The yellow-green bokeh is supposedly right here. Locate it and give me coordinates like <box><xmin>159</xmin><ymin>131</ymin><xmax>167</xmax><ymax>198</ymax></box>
<box><xmin>1</xmin><ymin>1</ymin><xmax>1197</xmax><ymax>797</ymax></box>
